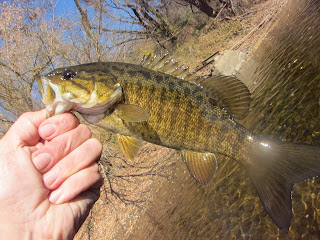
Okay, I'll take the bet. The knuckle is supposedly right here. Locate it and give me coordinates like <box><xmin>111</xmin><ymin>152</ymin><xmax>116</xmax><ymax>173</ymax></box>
<box><xmin>91</xmin><ymin>162</ymin><xmax>100</xmax><ymax>172</ymax></box>
<box><xmin>61</xmin><ymin>112</ymin><xmax>79</xmax><ymax>127</ymax></box>
<box><xmin>88</xmin><ymin>139</ymin><xmax>103</xmax><ymax>160</ymax></box>
<box><xmin>78</xmin><ymin>124</ymin><xmax>92</xmax><ymax>138</ymax></box>
<box><xmin>90</xmin><ymin>138</ymin><xmax>103</xmax><ymax>152</ymax></box>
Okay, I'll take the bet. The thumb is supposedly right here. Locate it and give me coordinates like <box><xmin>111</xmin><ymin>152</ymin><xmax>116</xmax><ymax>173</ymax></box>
<box><xmin>2</xmin><ymin>110</ymin><xmax>47</xmax><ymax>148</ymax></box>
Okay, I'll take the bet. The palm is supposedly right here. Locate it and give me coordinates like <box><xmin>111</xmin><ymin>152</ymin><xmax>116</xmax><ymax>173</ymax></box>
<box><xmin>0</xmin><ymin>111</ymin><xmax>102</xmax><ymax>238</ymax></box>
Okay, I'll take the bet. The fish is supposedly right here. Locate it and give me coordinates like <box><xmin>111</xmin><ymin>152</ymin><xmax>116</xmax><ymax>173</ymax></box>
<box><xmin>37</xmin><ymin>54</ymin><xmax>320</xmax><ymax>232</ymax></box>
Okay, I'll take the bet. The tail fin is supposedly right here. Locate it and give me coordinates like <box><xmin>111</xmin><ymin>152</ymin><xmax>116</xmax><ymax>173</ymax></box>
<box><xmin>247</xmin><ymin>141</ymin><xmax>320</xmax><ymax>232</ymax></box>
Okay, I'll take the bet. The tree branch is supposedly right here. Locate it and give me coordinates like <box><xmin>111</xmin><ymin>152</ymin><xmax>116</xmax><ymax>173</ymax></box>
<box><xmin>74</xmin><ymin>0</ymin><xmax>100</xmax><ymax>52</ymax></box>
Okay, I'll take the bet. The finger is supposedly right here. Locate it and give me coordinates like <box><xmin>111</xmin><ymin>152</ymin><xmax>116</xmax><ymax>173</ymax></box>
<box><xmin>75</xmin><ymin>177</ymin><xmax>103</xmax><ymax>205</ymax></box>
<box><xmin>43</xmin><ymin>138</ymin><xmax>102</xmax><ymax>189</ymax></box>
<box><xmin>38</xmin><ymin>112</ymin><xmax>79</xmax><ymax>140</ymax></box>
<box><xmin>29</xmin><ymin>142</ymin><xmax>45</xmax><ymax>153</ymax></box>
<box><xmin>32</xmin><ymin>124</ymin><xmax>92</xmax><ymax>172</ymax></box>
<box><xmin>68</xmin><ymin>178</ymin><xmax>103</xmax><ymax>231</ymax></box>
<box><xmin>48</xmin><ymin>163</ymin><xmax>102</xmax><ymax>204</ymax></box>
<box><xmin>1</xmin><ymin>110</ymin><xmax>47</xmax><ymax>148</ymax></box>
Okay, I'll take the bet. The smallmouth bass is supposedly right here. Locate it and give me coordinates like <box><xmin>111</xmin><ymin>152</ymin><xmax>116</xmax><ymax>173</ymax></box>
<box><xmin>37</xmin><ymin>55</ymin><xmax>320</xmax><ymax>232</ymax></box>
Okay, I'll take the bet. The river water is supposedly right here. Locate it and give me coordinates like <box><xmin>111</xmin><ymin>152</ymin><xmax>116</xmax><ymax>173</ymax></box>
<box><xmin>111</xmin><ymin>0</ymin><xmax>320</xmax><ymax>239</ymax></box>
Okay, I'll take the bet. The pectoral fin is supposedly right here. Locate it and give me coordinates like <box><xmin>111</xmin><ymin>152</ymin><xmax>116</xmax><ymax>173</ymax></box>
<box><xmin>181</xmin><ymin>151</ymin><xmax>218</xmax><ymax>185</ymax></box>
<box><xmin>116</xmin><ymin>104</ymin><xmax>150</xmax><ymax>122</ymax></box>
<box><xmin>117</xmin><ymin>134</ymin><xmax>142</xmax><ymax>161</ymax></box>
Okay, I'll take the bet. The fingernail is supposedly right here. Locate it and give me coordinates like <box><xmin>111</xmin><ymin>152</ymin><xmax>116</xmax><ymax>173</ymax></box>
<box><xmin>49</xmin><ymin>188</ymin><xmax>62</xmax><ymax>204</ymax></box>
<box><xmin>39</xmin><ymin>124</ymin><xmax>57</xmax><ymax>139</ymax></box>
<box><xmin>33</xmin><ymin>153</ymin><xmax>52</xmax><ymax>171</ymax></box>
<box><xmin>43</xmin><ymin>168</ymin><xmax>59</xmax><ymax>187</ymax></box>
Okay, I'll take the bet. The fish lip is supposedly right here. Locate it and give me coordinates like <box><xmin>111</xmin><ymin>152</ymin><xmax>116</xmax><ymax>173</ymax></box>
<box><xmin>39</xmin><ymin>75</ymin><xmax>55</xmax><ymax>104</ymax></box>
<box><xmin>39</xmin><ymin>75</ymin><xmax>50</xmax><ymax>96</ymax></box>
<box><xmin>47</xmin><ymin>101</ymin><xmax>75</xmax><ymax>117</ymax></box>
<box><xmin>36</xmin><ymin>75</ymin><xmax>52</xmax><ymax>116</ymax></box>
<box><xmin>36</xmin><ymin>75</ymin><xmax>44</xmax><ymax>96</ymax></box>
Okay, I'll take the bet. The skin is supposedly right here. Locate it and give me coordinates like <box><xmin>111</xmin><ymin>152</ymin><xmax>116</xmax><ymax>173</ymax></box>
<box><xmin>0</xmin><ymin>110</ymin><xmax>103</xmax><ymax>239</ymax></box>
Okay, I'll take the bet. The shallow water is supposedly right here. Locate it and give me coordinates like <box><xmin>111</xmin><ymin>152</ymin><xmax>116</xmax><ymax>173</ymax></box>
<box><xmin>114</xmin><ymin>0</ymin><xmax>320</xmax><ymax>239</ymax></box>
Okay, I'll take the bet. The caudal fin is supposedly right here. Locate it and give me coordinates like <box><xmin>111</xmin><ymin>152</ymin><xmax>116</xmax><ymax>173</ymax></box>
<box><xmin>247</xmin><ymin>141</ymin><xmax>320</xmax><ymax>232</ymax></box>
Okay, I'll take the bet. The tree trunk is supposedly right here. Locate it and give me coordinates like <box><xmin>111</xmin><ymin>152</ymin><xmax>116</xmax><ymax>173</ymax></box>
<box><xmin>185</xmin><ymin>0</ymin><xmax>218</xmax><ymax>18</ymax></box>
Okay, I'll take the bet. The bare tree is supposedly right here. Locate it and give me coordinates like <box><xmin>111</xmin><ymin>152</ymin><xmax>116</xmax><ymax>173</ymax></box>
<box><xmin>76</xmin><ymin>0</ymin><xmax>180</xmax><ymax>49</ymax></box>
<box><xmin>0</xmin><ymin>1</ymin><xmax>47</xmax><ymax>133</ymax></box>
<box><xmin>0</xmin><ymin>1</ymin><xmax>81</xmax><ymax>134</ymax></box>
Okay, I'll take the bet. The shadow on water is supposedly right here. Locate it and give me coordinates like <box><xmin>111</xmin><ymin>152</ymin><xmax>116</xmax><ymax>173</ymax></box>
<box><xmin>117</xmin><ymin>0</ymin><xmax>320</xmax><ymax>239</ymax></box>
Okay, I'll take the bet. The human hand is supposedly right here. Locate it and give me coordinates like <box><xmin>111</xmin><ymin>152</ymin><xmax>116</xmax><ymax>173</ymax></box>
<box><xmin>0</xmin><ymin>110</ymin><xmax>103</xmax><ymax>239</ymax></box>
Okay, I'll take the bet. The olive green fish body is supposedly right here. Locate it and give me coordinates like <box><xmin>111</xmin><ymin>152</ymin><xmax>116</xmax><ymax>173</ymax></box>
<box><xmin>99</xmin><ymin>63</ymin><xmax>252</xmax><ymax>164</ymax></box>
<box><xmin>38</xmin><ymin>57</ymin><xmax>320</xmax><ymax>232</ymax></box>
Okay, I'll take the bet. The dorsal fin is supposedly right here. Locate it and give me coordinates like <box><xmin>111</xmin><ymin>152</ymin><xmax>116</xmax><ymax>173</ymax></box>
<box><xmin>140</xmin><ymin>53</ymin><xmax>154</xmax><ymax>67</ymax></box>
<box><xmin>196</xmin><ymin>75</ymin><xmax>251</xmax><ymax>119</ymax></box>
<box><xmin>140</xmin><ymin>54</ymin><xmax>250</xmax><ymax>119</ymax></box>
<box><xmin>140</xmin><ymin>53</ymin><xmax>198</xmax><ymax>81</ymax></box>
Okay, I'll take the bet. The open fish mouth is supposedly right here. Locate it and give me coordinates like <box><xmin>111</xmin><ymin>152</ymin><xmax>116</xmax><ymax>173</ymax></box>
<box><xmin>37</xmin><ymin>75</ymin><xmax>123</xmax><ymax>117</ymax></box>
<box><xmin>37</xmin><ymin>75</ymin><xmax>74</xmax><ymax>116</ymax></box>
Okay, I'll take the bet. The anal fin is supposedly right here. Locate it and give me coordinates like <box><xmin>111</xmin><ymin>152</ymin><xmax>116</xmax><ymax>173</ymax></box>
<box><xmin>117</xmin><ymin>134</ymin><xmax>142</xmax><ymax>161</ymax></box>
<box><xmin>181</xmin><ymin>151</ymin><xmax>218</xmax><ymax>185</ymax></box>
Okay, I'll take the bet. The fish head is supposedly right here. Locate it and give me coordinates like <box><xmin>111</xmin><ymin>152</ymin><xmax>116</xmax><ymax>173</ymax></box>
<box><xmin>37</xmin><ymin>64</ymin><xmax>122</xmax><ymax>117</ymax></box>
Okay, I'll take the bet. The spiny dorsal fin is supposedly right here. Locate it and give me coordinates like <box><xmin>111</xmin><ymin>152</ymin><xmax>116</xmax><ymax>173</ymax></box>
<box><xmin>140</xmin><ymin>53</ymin><xmax>154</xmax><ymax>67</ymax></box>
<box><xmin>140</xmin><ymin>53</ymin><xmax>198</xmax><ymax>81</ymax></box>
<box><xmin>196</xmin><ymin>75</ymin><xmax>251</xmax><ymax>119</ymax></box>
<box><xmin>115</xmin><ymin>104</ymin><xmax>150</xmax><ymax>122</ymax></box>
<box><xmin>117</xmin><ymin>134</ymin><xmax>142</xmax><ymax>161</ymax></box>
<box><xmin>181</xmin><ymin>151</ymin><xmax>218</xmax><ymax>185</ymax></box>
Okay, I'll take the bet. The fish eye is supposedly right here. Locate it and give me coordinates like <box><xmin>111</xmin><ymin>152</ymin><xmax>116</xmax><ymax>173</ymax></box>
<box><xmin>63</xmin><ymin>69</ymin><xmax>76</xmax><ymax>80</ymax></box>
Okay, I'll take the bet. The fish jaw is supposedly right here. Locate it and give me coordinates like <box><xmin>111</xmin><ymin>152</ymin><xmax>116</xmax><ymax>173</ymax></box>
<box><xmin>37</xmin><ymin>75</ymin><xmax>123</xmax><ymax>117</ymax></box>
<box><xmin>46</xmin><ymin>101</ymin><xmax>75</xmax><ymax>117</ymax></box>
<box><xmin>37</xmin><ymin>76</ymin><xmax>74</xmax><ymax>116</ymax></box>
